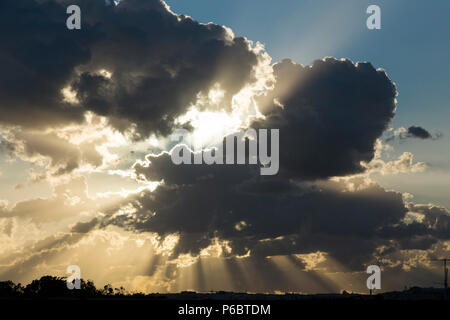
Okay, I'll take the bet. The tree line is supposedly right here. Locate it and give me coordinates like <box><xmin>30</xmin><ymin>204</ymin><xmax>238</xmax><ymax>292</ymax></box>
<box><xmin>0</xmin><ymin>276</ymin><xmax>133</xmax><ymax>298</ymax></box>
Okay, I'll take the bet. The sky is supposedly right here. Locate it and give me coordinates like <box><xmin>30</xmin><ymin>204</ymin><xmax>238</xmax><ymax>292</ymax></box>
<box><xmin>0</xmin><ymin>0</ymin><xmax>449</xmax><ymax>294</ymax></box>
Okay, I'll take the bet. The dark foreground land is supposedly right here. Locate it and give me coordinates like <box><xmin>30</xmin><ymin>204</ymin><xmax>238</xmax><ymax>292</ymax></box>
<box><xmin>0</xmin><ymin>276</ymin><xmax>449</xmax><ymax>317</ymax></box>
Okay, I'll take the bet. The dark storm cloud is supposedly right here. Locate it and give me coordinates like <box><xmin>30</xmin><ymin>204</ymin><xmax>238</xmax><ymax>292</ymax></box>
<box><xmin>95</xmin><ymin>56</ymin><xmax>450</xmax><ymax>271</ymax></box>
<box><xmin>3</xmin><ymin>0</ymin><xmax>446</xmax><ymax>283</ymax></box>
<box><xmin>0</xmin><ymin>0</ymin><xmax>93</xmax><ymax>129</ymax></box>
<box><xmin>407</xmin><ymin>204</ymin><xmax>450</xmax><ymax>240</ymax></box>
<box><xmin>72</xmin><ymin>0</ymin><xmax>259</xmax><ymax>137</ymax></box>
<box><xmin>253</xmin><ymin>58</ymin><xmax>397</xmax><ymax>180</ymax></box>
<box><xmin>101</xmin><ymin>149</ymin><xmax>417</xmax><ymax>271</ymax></box>
<box><xmin>0</xmin><ymin>0</ymin><xmax>259</xmax><ymax>137</ymax></box>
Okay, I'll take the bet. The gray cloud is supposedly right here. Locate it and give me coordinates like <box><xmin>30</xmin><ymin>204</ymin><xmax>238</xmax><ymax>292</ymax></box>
<box><xmin>0</xmin><ymin>0</ymin><xmax>260</xmax><ymax>138</ymax></box>
<box><xmin>0</xmin><ymin>0</ymin><xmax>91</xmax><ymax>129</ymax></box>
<box><xmin>407</xmin><ymin>126</ymin><xmax>433</xmax><ymax>139</ymax></box>
<box><xmin>96</xmin><ymin>57</ymin><xmax>450</xmax><ymax>272</ymax></box>
<box><xmin>0</xmin><ymin>129</ymin><xmax>105</xmax><ymax>177</ymax></box>
<box><xmin>102</xmin><ymin>149</ymin><xmax>421</xmax><ymax>271</ymax></box>
<box><xmin>386</xmin><ymin>125</ymin><xmax>442</xmax><ymax>142</ymax></box>
<box><xmin>71</xmin><ymin>217</ymin><xmax>99</xmax><ymax>233</ymax></box>
<box><xmin>253</xmin><ymin>58</ymin><xmax>397</xmax><ymax>180</ymax></box>
<box><xmin>405</xmin><ymin>126</ymin><xmax>442</xmax><ymax>140</ymax></box>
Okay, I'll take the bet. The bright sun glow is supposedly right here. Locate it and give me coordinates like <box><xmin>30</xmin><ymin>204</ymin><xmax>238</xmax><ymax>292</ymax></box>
<box><xmin>176</xmin><ymin>108</ymin><xmax>242</xmax><ymax>150</ymax></box>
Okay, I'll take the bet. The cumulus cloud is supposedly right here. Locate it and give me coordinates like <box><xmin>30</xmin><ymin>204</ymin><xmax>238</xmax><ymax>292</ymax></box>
<box><xmin>94</xmin><ymin>56</ymin><xmax>447</xmax><ymax>274</ymax></box>
<box><xmin>364</xmin><ymin>151</ymin><xmax>428</xmax><ymax>175</ymax></box>
<box><xmin>0</xmin><ymin>0</ymin><xmax>447</xmax><ymax>293</ymax></box>
<box><xmin>0</xmin><ymin>113</ymin><xmax>127</xmax><ymax>179</ymax></box>
<box><xmin>96</xmin><ymin>151</ymin><xmax>450</xmax><ymax>289</ymax></box>
<box><xmin>100</xmin><ymin>148</ymin><xmax>440</xmax><ymax>271</ymax></box>
<box><xmin>0</xmin><ymin>0</ymin><xmax>90</xmax><ymax>129</ymax></box>
<box><xmin>405</xmin><ymin>204</ymin><xmax>450</xmax><ymax>240</ymax></box>
<box><xmin>253</xmin><ymin>58</ymin><xmax>397</xmax><ymax>180</ymax></box>
<box><xmin>386</xmin><ymin>126</ymin><xmax>442</xmax><ymax>142</ymax></box>
<box><xmin>0</xmin><ymin>0</ymin><xmax>264</xmax><ymax>139</ymax></box>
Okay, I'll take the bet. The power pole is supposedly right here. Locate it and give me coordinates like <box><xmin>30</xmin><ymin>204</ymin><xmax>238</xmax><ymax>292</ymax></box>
<box><xmin>430</xmin><ymin>258</ymin><xmax>449</xmax><ymax>299</ymax></box>
<box><xmin>445</xmin><ymin>259</ymin><xmax>448</xmax><ymax>290</ymax></box>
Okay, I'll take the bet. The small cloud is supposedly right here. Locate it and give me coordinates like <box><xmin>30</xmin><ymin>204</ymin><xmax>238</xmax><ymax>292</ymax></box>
<box><xmin>407</xmin><ymin>126</ymin><xmax>432</xmax><ymax>139</ymax></box>
<box><xmin>386</xmin><ymin>126</ymin><xmax>442</xmax><ymax>142</ymax></box>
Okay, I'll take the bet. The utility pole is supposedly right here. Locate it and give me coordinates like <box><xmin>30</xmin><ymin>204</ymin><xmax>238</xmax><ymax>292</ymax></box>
<box><xmin>430</xmin><ymin>258</ymin><xmax>449</xmax><ymax>299</ymax></box>
<box><xmin>445</xmin><ymin>259</ymin><xmax>448</xmax><ymax>290</ymax></box>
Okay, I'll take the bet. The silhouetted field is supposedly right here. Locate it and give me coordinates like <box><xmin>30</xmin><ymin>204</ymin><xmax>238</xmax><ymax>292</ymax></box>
<box><xmin>1</xmin><ymin>275</ymin><xmax>449</xmax><ymax>301</ymax></box>
<box><xmin>1</xmin><ymin>276</ymin><xmax>449</xmax><ymax>318</ymax></box>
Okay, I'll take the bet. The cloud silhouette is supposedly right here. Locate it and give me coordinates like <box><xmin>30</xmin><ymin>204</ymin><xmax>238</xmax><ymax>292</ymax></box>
<box><xmin>253</xmin><ymin>58</ymin><xmax>397</xmax><ymax>180</ymax></box>
<box><xmin>386</xmin><ymin>125</ymin><xmax>442</xmax><ymax>142</ymax></box>
<box><xmin>98</xmin><ymin>57</ymin><xmax>448</xmax><ymax>272</ymax></box>
<box><xmin>101</xmin><ymin>148</ymin><xmax>449</xmax><ymax>271</ymax></box>
<box><xmin>407</xmin><ymin>126</ymin><xmax>433</xmax><ymax>139</ymax></box>
<box><xmin>0</xmin><ymin>0</ymin><xmax>261</xmax><ymax>138</ymax></box>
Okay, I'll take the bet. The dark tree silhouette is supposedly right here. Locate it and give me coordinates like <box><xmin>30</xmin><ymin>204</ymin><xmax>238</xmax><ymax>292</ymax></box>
<box><xmin>0</xmin><ymin>276</ymin><xmax>123</xmax><ymax>298</ymax></box>
<box><xmin>0</xmin><ymin>280</ymin><xmax>23</xmax><ymax>297</ymax></box>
